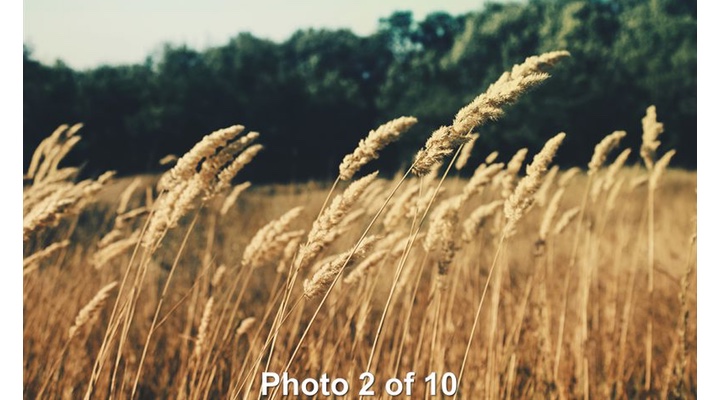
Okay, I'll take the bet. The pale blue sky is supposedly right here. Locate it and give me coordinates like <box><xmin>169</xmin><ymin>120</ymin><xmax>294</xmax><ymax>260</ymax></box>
<box><xmin>24</xmin><ymin>0</ymin><xmax>489</xmax><ymax>69</ymax></box>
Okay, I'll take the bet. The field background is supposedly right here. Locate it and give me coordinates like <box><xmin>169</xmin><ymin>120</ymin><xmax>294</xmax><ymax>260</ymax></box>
<box><xmin>23</xmin><ymin>163</ymin><xmax>696</xmax><ymax>399</ymax></box>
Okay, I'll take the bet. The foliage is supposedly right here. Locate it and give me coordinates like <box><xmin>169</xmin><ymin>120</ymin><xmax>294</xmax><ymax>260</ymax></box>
<box><xmin>23</xmin><ymin>0</ymin><xmax>696</xmax><ymax>181</ymax></box>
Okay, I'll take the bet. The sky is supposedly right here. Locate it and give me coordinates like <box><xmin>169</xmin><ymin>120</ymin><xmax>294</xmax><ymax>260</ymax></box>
<box><xmin>24</xmin><ymin>0</ymin><xmax>488</xmax><ymax>70</ymax></box>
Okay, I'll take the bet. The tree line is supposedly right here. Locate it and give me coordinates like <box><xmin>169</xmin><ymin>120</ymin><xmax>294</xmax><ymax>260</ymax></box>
<box><xmin>23</xmin><ymin>0</ymin><xmax>696</xmax><ymax>182</ymax></box>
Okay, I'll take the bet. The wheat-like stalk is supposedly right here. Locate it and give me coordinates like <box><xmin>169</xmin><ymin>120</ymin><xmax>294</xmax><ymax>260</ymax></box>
<box><xmin>276</xmin><ymin>235</ymin><xmax>304</xmax><ymax>274</ymax></box>
<box><xmin>220</xmin><ymin>182</ymin><xmax>251</xmax><ymax>216</ymax></box>
<box><xmin>461</xmin><ymin>162</ymin><xmax>505</xmax><ymax>203</ymax></box>
<box><xmin>602</xmin><ymin>148</ymin><xmax>632</xmax><ymax>191</ymax></box>
<box><xmin>159</xmin><ymin>125</ymin><xmax>246</xmax><ymax>191</ymax></box>
<box><xmin>383</xmin><ymin>183</ymin><xmax>420</xmax><ymax>229</ymax></box>
<box><xmin>211</xmin><ymin>265</ymin><xmax>227</xmax><ymax>289</ymax></box>
<box><xmin>194</xmin><ymin>297</ymin><xmax>215</xmax><ymax>360</ymax></box>
<box><xmin>32</xmin><ymin>124</ymin><xmax>84</xmax><ymax>183</ymax></box>
<box><xmin>144</xmin><ymin>128</ymin><xmax>261</xmax><ymax>248</ymax></box>
<box><xmin>242</xmin><ymin>206</ymin><xmax>305</xmax><ymax>269</ymax></box>
<box><xmin>535</xmin><ymin>165</ymin><xmax>559</xmax><ymax>207</ymax></box>
<box><xmin>407</xmin><ymin>186</ymin><xmax>445</xmax><ymax>219</ymax></box>
<box><xmin>344</xmin><ymin>249</ymin><xmax>389</xmax><ymax>286</ymax></box>
<box><xmin>92</xmin><ymin>230</ymin><xmax>141</xmax><ymax>269</ymax></box>
<box><xmin>606</xmin><ymin>179</ymin><xmax>625</xmax><ymax>212</ymax></box>
<box><xmin>485</xmin><ymin>151</ymin><xmax>499</xmax><ymax>164</ymax></box>
<box><xmin>68</xmin><ymin>282</ymin><xmax>118</xmax><ymax>339</ymax></box>
<box><xmin>641</xmin><ymin>105</ymin><xmax>664</xmax><ymax>169</ymax></box>
<box><xmin>462</xmin><ymin>200</ymin><xmax>503</xmax><ymax>242</ymax></box>
<box><xmin>235</xmin><ymin>317</ymin><xmax>257</xmax><ymax>337</ymax></box>
<box><xmin>296</xmin><ymin>172</ymin><xmax>378</xmax><ymax>270</ymax></box>
<box><xmin>411</xmin><ymin>51</ymin><xmax>570</xmax><ymax>175</ymax></box>
<box><xmin>114</xmin><ymin>207</ymin><xmax>148</xmax><ymax>230</ymax></box>
<box><xmin>504</xmin><ymin>133</ymin><xmax>566</xmax><ymax>236</ymax></box>
<box><xmin>424</xmin><ymin>196</ymin><xmax>462</xmax><ymax>275</ymax></box>
<box><xmin>43</xmin><ymin>167</ymin><xmax>80</xmax><ymax>184</ymax></box>
<box><xmin>501</xmin><ymin>148</ymin><xmax>529</xmax><ymax>198</ymax></box>
<box><xmin>26</xmin><ymin>124</ymin><xmax>68</xmax><ymax>180</ymax></box>
<box><xmin>24</xmin><ymin>171</ymin><xmax>114</xmax><ymax>241</ymax></box>
<box><xmin>553</xmin><ymin>207</ymin><xmax>580</xmax><ymax>236</ymax></box>
<box><xmin>650</xmin><ymin>150</ymin><xmax>676</xmax><ymax>190</ymax></box>
<box><xmin>540</xmin><ymin>188</ymin><xmax>565</xmax><ymax>241</ymax></box>
<box><xmin>214</xmin><ymin>144</ymin><xmax>263</xmax><ymax>194</ymax></box>
<box><xmin>588</xmin><ymin>130</ymin><xmax>626</xmax><ymax>175</ymax></box>
<box><xmin>303</xmin><ymin>236</ymin><xmax>378</xmax><ymax>299</ymax></box>
<box><xmin>117</xmin><ymin>178</ymin><xmax>142</xmax><ymax>215</ymax></box>
<box><xmin>558</xmin><ymin>167</ymin><xmax>580</xmax><ymax>187</ymax></box>
<box><xmin>339</xmin><ymin>116</ymin><xmax>417</xmax><ymax>180</ymax></box>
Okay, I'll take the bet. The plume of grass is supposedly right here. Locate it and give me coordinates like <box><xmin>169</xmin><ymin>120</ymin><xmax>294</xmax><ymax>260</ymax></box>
<box><xmin>539</xmin><ymin>188</ymin><xmax>565</xmax><ymax>242</ymax></box>
<box><xmin>424</xmin><ymin>196</ymin><xmax>462</xmax><ymax>276</ymax></box>
<box><xmin>641</xmin><ymin>105</ymin><xmax>664</xmax><ymax>169</ymax></box>
<box><xmin>32</xmin><ymin>124</ymin><xmax>84</xmax><ymax>183</ymax></box>
<box><xmin>68</xmin><ymin>282</ymin><xmax>118</xmax><ymax>339</ymax></box>
<box><xmin>554</xmin><ymin>207</ymin><xmax>580</xmax><ymax>236</ymax></box>
<box><xmin>650</xmin><ymin>150</ymin><xmax>676</xmax><ymax>190</ymax></box>
<box><xmin>452</xmin><ymin>51</ymin><xmax>570</xmax><ymax>135</ymax></box>
<box><xmin>303</xmin><ymin>236</ymin><xmax>378</xmax><ymax>299</ymax></box>
<box><xmin>408</xmin><ymin>187</ymin><xmax>445</xmax><ymax>219</ymax></box>
<box><xmin>339</xmin><ymin>116</ymin><xmax>417</xmax><ymax>180</ymax></box>
<box><xmin>504</xmin><ymin>133</ymin><xmax>566</xmax><ymax>236</ymax></box>
<box><xmin>412</xmin><ymin>125</ymin><xmax>469</xmax><ymax>176</ymax></box>
<box><xmin>42</xmin><ymin>167</ymin><xmax>80</xmax><ymax>184</ymax></box>
<box><xmin>114</xmin><ymin>207</ymin><xmax>148</xmax><ymax>230</ymax></box>
<box><xmin>158</xmin><ymin>125</ymin><xmax>246</xmax><ymax>191</ymax></box>
<box><xmin>411</xmin><ymin>51</ymin><xmax>570</xmax><ymax>175</ymax></box>
<box><xmin>383</xmin><ymin>183</ymin><xmax>420</xmax><ymax>229</ymax></box>
<box><xmin>220</xmin><ymin>182</ymin><xmax>251</xmax><ymax>216</ymax></box>
<box><xmin>159</xmin><ymin>154</ymin><xmax>178</xmax><ymax>166</ymax></box>
<box><xmin>276</xmin><ymin>235</ymin><xmax>304</xmax><ymax>275</ymax></box>
<box><xmin>144</xmin><ymin>129</ymin><xmax>260</xmax><ymax>248</ymax></box>
<box><xmin>485</xmin><ymin>150</ymin><xmax>499</xmax><ymax>164</ymax></box>
<box><xmin>588</xmin><ymin>130</ymin><xmax>626</xmax><ymax>175</ymax></box>
<box><xmin>344</xmin><ymin>250</ymin><xmax>389</xmax><ymax>286</ymax></box>
<box><xmin>23</xmin><ymin>172</ymin><xmax>115</xmax><ymax>241</ymax></box>
<box><xmin>602</xmin><ymin>148</ymin><xmax>632</xmax><ymax>191</ymax></box>
<box><xmin>535</xmin><ymin>165</ymin><xmax>559</xmax><ymax>207</ymax></box>
<box><xmin>92</xmin><ymin>230</ymin><xmax>141</xmax><ymax>269</ymax></box>
<box><xmin>193</xmin><ymin>297</ymin><xmax>214</xmax><ymax>360</ymax></box>
<box><xmin>501</xmin><ymin>148</ymin><xmax>529</xmax><ymax>198</ymax></box>
<box><xmin>236</xmin><ymin>317</ymin><xmax>257</xmax><ymax>337</ymax></box>
<box><xmin>462</xmin><ymin>200</ymin><xmax>504</xmax><ymax>242</ymax></box>
<box><xmin>605</xmin><ymin>179</ymin><xmax>625</xmax><ymax>212</ymax></box>
<box><xmin>461</xmin><ymin>162</ymin><xmax>505</xmax><ymax>203</ymax></box>
<box><xmin>117</xmin><ymin>177</ymin><xmax>142</xmax><ymax>215</ymax></box>
<box><xmin>242</xmin><ymin>206</ymin><xmax>304</xmax><ymax>269</ymax></box>
<box><xmin>26</xmin><ymin>124</ymin><xmax>69</xmax><ymax>180</ymax></box>
<box><xmin>296</xmin><ymin>172</ymin><xmax>378</xmax><ymax>270</ymax></box>
<box><xmin>642</xmin><ymin>105</ymin><xmax>670</xmax><ymax>392</ymax></box>
<box><xmin>558</xmin><ymin>167</ymin><xmax>580</xmax><ymax>187</ymax></box>
<box><xmin>211</xmin><ymin>265</ymin><xmax>227</xmax><ymax>289</ymax></box>
<box><xmin>214</xmin><ymin>144</ymin><xmax>263</xmax><ymax>194</ymax></box>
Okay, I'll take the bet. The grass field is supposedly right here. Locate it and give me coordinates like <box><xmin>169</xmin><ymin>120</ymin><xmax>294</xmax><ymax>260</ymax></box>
<box><xmin>22</xmin><ymin>51</ymin><xmax>696</xmax><ymax>399</ymax></box>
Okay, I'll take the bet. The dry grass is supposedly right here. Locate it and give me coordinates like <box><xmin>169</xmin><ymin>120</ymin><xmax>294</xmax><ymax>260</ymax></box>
<box><xmin>23</xmin><ymin>51</ymin><xmax>696</xmax><ymax>399</ymax></box>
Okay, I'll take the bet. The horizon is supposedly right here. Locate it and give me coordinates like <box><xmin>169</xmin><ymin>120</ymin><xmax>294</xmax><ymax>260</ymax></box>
<box><xmin>23</xmin><ymin>0</ymin><xmax>491</xmax><ymax>70</ymax></box>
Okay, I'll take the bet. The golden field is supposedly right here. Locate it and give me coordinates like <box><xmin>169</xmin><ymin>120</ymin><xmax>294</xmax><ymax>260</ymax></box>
<box><xmin>23</xmin><ymin>51</ymin><xmax>696</xmax><ymax>399</ymax></box>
